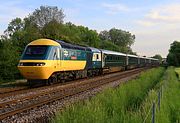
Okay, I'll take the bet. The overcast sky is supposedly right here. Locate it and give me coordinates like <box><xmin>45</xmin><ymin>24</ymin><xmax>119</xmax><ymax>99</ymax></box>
<box><xmin>1</xmin><ymin>0</ymin><xmax>180</xmax><ymax>57</ymax></box>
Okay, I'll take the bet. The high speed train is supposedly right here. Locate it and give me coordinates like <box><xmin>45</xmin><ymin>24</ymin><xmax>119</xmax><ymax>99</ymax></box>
<box><xmin>18</xmin><ymin>39</ymin><xmax>159</xmax><ymax>85</ymax></box>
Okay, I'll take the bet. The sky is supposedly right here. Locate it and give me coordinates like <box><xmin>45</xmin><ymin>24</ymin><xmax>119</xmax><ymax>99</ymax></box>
<box><xmin>1</xmin><ymin>0</ymin><xmax>180</xmax><ymax>57</ymax></box>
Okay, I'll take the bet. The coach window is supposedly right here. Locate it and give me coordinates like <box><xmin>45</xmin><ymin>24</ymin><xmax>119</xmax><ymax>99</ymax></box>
<box><xmin>96</xmin><ymin>54</ymin><xmax>99</xmax><ymax>60</ymax></box>
<box><xmin>106</xmin><ymin>56</ymin><xmax>108</xmax><ymax>60</ymax></box>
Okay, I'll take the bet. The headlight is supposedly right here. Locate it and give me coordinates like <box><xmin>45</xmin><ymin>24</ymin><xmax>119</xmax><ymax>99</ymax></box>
<box><xmin>36</xmin><ymin>63</ymin><xmax>45</xmax><ymax>66</ymax></box>
<box><xmin>18</xmin><ymin>62</ymin><xmax>23</xmax><ymax>66</ymax></box>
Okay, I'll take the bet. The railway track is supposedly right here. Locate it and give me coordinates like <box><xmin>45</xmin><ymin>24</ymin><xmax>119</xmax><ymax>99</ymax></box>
<box><xmin>0</xmin><ymin>80</ymin><xmax>27</xmax><ymax>95</ymax></box>
<box><xmin>0</xmin><ymin>87</ymin><xmax>28</xmax><ymax>95</ymax></box>
<box><xmin>0</xmin><ymin>79</ymin><xmax>79</xmax><ymax>99</ymax></box>
<box><xmin>0</xmin><ymin>68</ymin><xmax>146</xmax><ymax>121</ymax></box>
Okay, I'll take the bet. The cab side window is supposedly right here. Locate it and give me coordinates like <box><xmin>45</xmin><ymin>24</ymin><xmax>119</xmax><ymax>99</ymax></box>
<box><xmin>53</xmin><ymin>48</ymin><xmax>60</xmax><ymax>60</ymax></box>
<box><xmin>53</xmin><ymin>50</ymin><xmax>57</xmax><ymax>60</ymax></box>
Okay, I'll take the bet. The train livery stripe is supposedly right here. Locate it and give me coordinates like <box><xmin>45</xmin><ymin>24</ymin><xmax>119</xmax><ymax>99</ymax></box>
<box><xmin>61</xmin><ymin>60</ymin><xmax>86</xmax><ymax>71</ymax></box>
<box><xmin>18</xmin><ymin>60</ymin><xmax>86</xmax><ymax>79</ymax></box>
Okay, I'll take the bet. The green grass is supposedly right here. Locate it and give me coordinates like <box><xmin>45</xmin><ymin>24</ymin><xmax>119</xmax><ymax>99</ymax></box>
<box><xmin>52</xmin><ymin>67</ymin><xmax>165</xmax><ymax>123</ymax></box>
<box><xmin>175</xmin><ymin>68</ymin><xmax>180</xmax><ymax>79</ymax></box>
<box><xmin>156</xmin><ymin>67</ymin><xmax>180</xmax><ymax>123</ymax></box>
<box><xmin>117</xmin><ymin>67</ymin><xmax>180</xmax><ymax>123</ymax></box>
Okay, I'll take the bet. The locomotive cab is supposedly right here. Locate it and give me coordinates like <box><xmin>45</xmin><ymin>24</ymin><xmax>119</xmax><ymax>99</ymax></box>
<box><xmin>18</xmin><ymin>39</ymin><xmax>87</xmax><ymax>84</ymax></box>
<box><xmin>18</xmin><ymin>39</ymin><xmax>61</xmax><ymax>80</ymax></box>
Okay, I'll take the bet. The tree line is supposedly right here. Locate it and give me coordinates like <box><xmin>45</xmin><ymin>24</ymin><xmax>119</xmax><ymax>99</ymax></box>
<box><xmin>0</xmin><ymin>6</ymin><xmax>161</xmax><ymax>81</ymax></box>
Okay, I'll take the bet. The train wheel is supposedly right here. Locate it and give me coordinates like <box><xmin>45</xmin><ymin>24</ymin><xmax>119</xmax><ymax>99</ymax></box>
<box><xmin>61</xmin><ymin>79</ymin><xmax>65</xmax><ymax>83</ymax></box>
<box><xmin>27</xmin><ymin>80</ymin><xmax>33</xmax><ymax>88</ymax></box>
<box><xmin>47</xmin><ymin>73</ymin><xmax>57</xmax><ymax>85</ymax></box>
<box><xmin>48</xmin><ymin>78</ymin><xmax>53</xmax><ymax>85</ymax></box>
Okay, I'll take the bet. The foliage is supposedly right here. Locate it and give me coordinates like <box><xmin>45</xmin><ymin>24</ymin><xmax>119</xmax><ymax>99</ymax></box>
<box><xmin>99</xmin><ymin>28</ymin><xmax>135</xmax><ymax>53</ymax></box>
<box><xmin>156</xmin><ymin>67</ymin><xmax>180</xmax><ymax>123</ymax></box>
<box><xmin>152</xmin><ymin>54</ymin><xmax>162</xmax><ymax>62</ymax></box>
<box><xmin>167</xmin><ymin>41</ymin><xmax>180</xmax><ymax>66</ymax></box>
<box><xmin>0</xmin><ymin>5</ymin><xmax>136</xmax><ymax>81</ymax></box>
<box><xmin>52</xmin><ymin>67</ymin><xmax>165</xmax><ymax>123</ymax></box>
<box><xmin>100</xmin><ymin>40</ymin><xmax>120</xmax><ymax>51</ymax></box>
<box><xmin>0</xmin><ymin>39</ymin><xmax>20</xmax><ymax>81</ymax></box>
<box><xmin>4</xmin><ymin>18</ymin><xmax>24</xmax><ymax>37</ymax></box>
<box><xmin>29</xmin><ymin>6</ymin><xmax>65</xmax><ymax>28</ymax></box>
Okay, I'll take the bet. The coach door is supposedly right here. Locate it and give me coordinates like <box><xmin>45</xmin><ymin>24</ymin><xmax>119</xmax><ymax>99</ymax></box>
<box><xmin>101</xmin><ymin>53</ymin><xmax>105</xmax><ymax>68</ymax></box>
<box><xmin>53</xmin><ymin>47</ymin><xmax>61</xmax><ymax>69</ymax></box>
<box><xmin>86</xmin><ymin>51</ymin><xmax>92</xmax><ymax>69</ymax></box>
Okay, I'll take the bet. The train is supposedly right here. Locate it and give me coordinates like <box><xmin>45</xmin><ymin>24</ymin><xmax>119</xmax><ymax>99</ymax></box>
<box><xmin>17</xmin><ymin>39</ymin><xmax>159</xmax><ymax>85</ymax></box>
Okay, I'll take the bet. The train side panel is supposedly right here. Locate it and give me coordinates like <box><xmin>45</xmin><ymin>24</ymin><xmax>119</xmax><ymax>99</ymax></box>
<box><xmin>126</xmin><ymin>55</ymin><xmax>139</xmax><ymax>69</ymax></box>
<box><xmin>101</xmin><ymin>50</ymin><xmax>126</xmax><ymax>73</ymax></box>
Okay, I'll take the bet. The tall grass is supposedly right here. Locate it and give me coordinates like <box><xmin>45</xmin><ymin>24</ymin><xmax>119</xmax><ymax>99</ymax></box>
<box><xmin>156</xmin><ymin>67</ymin><xmax>180</xmax><ymax>123</ymax></box>
<box><xmin>175</xmin><ymin>68</ymin><xmax>180</xmax><ymax>80</ymax></box>
<box><xmin>52</xmin><ymin>67</ymin><xmax>165</xmax><ymax>123</ymax></box>
<box><xmin>114</xmin><ymin>67</ymin><xmax>180</xmax><ymax>123</ymax></box>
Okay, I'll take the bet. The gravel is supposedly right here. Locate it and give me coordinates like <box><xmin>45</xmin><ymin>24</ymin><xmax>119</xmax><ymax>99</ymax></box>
<box><xmin>0</xmin><ymin>71</ymin><xmax>119</xmax><ymax>103</ymax></box>
<box><xmin>1</xmin><ymin>73</ymin><xmax>139</xmax><ymax>123</ymax></box>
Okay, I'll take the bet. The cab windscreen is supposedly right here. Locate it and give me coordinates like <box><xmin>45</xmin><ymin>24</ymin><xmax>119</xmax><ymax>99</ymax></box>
<box><xmin>22</xmin><ymin>45</ymin><xmax>50</xmax><ymax>60</ymax></box>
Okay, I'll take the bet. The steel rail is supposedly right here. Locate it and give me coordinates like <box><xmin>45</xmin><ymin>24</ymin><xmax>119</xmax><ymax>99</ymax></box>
<box><xmin>0</xmin><ymin>68</ymin><xmax>146</xmax><ymax>120</ymax></box>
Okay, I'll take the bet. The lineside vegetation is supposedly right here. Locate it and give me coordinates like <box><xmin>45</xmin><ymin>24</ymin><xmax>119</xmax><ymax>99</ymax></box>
<box><xmin>118</xmin><ymin>67</ymin><xmax>180</xmax><ymax>123</ymax></box>
<box><xmin>156</xmin><ymin>67</ymin><xmax>180</xmax><ymax>122</ymax></box>
<box><xmin>0</xmin><ymin>6</ymin><xmax>136</xmax><ymax>82</ymax></box>
<box><xmin>52</xmin><ymin>67</ymin><xmax>165</xmax><ymax>123</ymax></box>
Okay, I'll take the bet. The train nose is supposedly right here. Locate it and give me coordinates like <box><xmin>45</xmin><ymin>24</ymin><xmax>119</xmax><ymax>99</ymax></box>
<box><xmin>18</xmin><ymin>62</ymin><xmax>46</xmax><ymax>66</ymax></box>
<box><xmin>17</xmin><ymin>61</ymin><xmax>53</xmax><ymax>79</ymax></box>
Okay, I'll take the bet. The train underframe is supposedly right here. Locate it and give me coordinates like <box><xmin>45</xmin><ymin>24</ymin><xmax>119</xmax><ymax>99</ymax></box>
<box><xmin>27</xmin><ymin>68</ymin><xmax>103</xmax><ymax>86</ymax></box>
<box><xmin>27</xmin><ymin>64</ymin><xmax>158</xmax><ymax>86</ymax></box>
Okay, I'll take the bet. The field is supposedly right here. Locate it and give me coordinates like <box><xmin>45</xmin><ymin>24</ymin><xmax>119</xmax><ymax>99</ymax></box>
<box><xmin>175</xmin><ymin>68</ymin><xmax>180</xmax><ymax>79</ymax></box>
<box><xmin>52</xmin><ymin>67</ymin><xmax>180</xmax><ymax>123</ymax></box>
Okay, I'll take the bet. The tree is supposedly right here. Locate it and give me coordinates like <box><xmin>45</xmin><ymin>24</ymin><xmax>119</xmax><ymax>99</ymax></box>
<box><xmin>167</xmin><ymin>41</ymin><xmax>180</xmax><ymax>66</ymax></box>
<box><xmin>4</xmin><ymin>17</ymin><xmax>41</xmax><ymax>53</ymax></box>
<box><xmin>99</xmin><ymin>28</ymin><xmax>135</xmax><ymax>53</ymax></box>
<box><xmin>99</xmin><ymin>30</ymin><xmax>110</xmax><ymax>41</ymax></box>
<box><xmin>100</xmin><ymin>40</ymin><xmax>120</xmax><ymax>51</ymax></box>
<box><xmin>4</xmin><ymin>18</ymin><xmax>24</xmax><ymax>37</ymax></box>
<box><xmin>41</xmin><ymin>20</ymin><xmax>63</xmax><ymax>39</ymax></box>
<box><xmin>109</xmin><ymin>28</ymin><xmax>135</xmax><ymax>47</ymax></box>
<box><xmin>0</xmin><ymin>39</ymin><xmax>20</xmax><ymax>80</ymax></box>
<box><xmin>29</xmin><ymin>6</ymin><xmax>65</xmax><ymax>28</ymax></box>
<box><xmin>152</xmin><ymin>54</ymin><xmax>162</xmax><ymax>61</ymax></box>
<box><xmin>0</xmin><ymin>5</ymin><xmax>137</xmax><ymax>81</ymax></box>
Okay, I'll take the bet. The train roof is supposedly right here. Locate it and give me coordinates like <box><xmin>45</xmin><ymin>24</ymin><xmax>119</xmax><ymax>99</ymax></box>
<box><xmin>87</xmin><ymin>47</ymin><xmax>101</xmax><ymax>53</ymax></box>
<box><xmin>150</xmin><ymin>58</ymin><xmax>159</xmax><ymax>61</ymax></box>
<box><xmin>127</xmin><ymin>54</ymin><xmax>138</xmax><ymax>58</ymax></box>
<box><xmin>138</xmin><ymin>56</ymin><xmax>146</xmax><ymax>59</ymax></box>
<box><xmin>145</xmin><ymin>57</ymin><xmax>159</xmax><ymax>61</ymax></box>
<box><xmin>101</xmin><ymin>49</ymin><xmax>126</xmax><ymax>56</ymax></box>
<box><xmin>55</xmin><ymin>40</ymin><xmax>86</xmax><ymax>51</ymax></box>
<box><xmin>28</xmin><ymin>39</ymin><xmax>60</xmax><ymax>46</ymax></box>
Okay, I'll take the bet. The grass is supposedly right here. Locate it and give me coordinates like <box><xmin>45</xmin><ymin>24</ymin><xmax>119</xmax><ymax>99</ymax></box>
<box><xmin>175</xmin><ymin>68</ymin><xmax>180</xmax><ymax>79</ymax></box>
<box><xmin>52</xmin><ymin>67</ymin><xmax>165</xmax><ymax>123</ymax></box>
<box><xmin>156</xmin><ymin>67</ymin><xmax>180</xmax><ymax>123</ymax></box>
